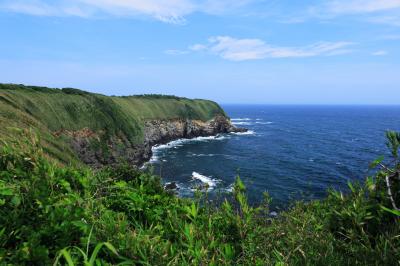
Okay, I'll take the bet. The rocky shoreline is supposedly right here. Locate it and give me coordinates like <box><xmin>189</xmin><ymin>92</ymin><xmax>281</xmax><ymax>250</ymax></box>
<box><xmin>66</xmin><ymin>115</ymin><xmax>246</xmax><ymax>168</ymax></box>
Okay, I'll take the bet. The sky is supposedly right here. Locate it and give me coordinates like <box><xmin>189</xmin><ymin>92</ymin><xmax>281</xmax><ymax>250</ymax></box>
<box><xmin>0</xmin><ymin>0</ymin><xmax>400</xmax><ymax>104</ymax></box>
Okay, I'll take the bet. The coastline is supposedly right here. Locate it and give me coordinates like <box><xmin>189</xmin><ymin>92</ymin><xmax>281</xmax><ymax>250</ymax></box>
<box><xmin>139</xmin><ymin>115</ymin><xmax>248</xmax><ymax>167</ymax></box>
<box><xmin>67</xmin><ymin>115</ymin><xmax>247</xmax><ymax>168</ymax></box>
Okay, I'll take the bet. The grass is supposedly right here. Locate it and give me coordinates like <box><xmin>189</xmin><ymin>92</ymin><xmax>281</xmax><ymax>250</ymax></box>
<box><xmin>0</xmin><ymin>129</ymin><xmax>399</xmax><ymax>265</ymax></box>
<box><xmin>0</xmin><ymin>83</ymin><xmax>226</xmax><ymax>165</ymax></box>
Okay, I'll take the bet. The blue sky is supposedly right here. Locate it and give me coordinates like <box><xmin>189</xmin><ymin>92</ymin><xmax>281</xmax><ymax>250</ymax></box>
<box><xmin>0</xmin><ymin>0</ymin><xmax>400</xmax><ymax>104</ymax></box>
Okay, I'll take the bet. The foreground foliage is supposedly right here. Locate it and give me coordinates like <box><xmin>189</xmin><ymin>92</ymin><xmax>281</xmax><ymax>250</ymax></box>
<box><xmin>0</xmin><ymin>130</ymin><xmax>399</xmax><ymax>265</ymax></box>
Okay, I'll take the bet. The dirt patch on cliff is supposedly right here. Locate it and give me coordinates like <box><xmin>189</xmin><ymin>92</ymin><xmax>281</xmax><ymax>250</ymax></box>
<box><xmin>53</xmin><ymin>127</ymin><xmax>99</xmax><ymax>139</ymax></box>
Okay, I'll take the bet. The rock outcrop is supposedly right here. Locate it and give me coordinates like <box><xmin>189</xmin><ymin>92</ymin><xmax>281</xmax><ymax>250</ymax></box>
<box><xmin>144</xmin><ymin>115</ymin><xmax>245</xmax><ymax>147</ymax></box>
<box><xmin>67</xmin><ymin>115</ymin><xmax>246</xmax><ymax>168</ymax></box>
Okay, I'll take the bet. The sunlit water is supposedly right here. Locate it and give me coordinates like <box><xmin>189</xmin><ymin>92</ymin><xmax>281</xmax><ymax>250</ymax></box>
<box><xmin>148</xmin><ymin>105</ymin><xmax>400</xmax><ymax>210</ymax></box>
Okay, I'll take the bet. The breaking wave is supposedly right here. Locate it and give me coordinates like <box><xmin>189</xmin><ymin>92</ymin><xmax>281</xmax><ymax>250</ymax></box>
<box><xmin>256</xmin><ymin>121</ymin><xmax>273</xmax><ymax>125</ymax></box>
<box><xmin>192</xmin><ymin>172</ymin><xmax>219</xmax><ymax>189</ymax></box>
<box><xmin>230</xmin><ymin>130</ymin><xmax>256</xmax><ymax>136</ymax></box>
<box><xmin>231</xmin><ymin>118</ymin><xmax>251</xmax><ymax>121</ymax></box>
<box><xmin>232</xmin><ymin>121</ymin><xmax>252</xmax><ymax>125</ymax></box>
<box><xmin>150</xmin><ymin>135</ymin><xmax>230</xmax><ymax>163</ymax></box>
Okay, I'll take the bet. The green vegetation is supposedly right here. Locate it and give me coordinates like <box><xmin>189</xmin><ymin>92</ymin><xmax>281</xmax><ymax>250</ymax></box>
<box><xmin>0</xmin><ymin>84</ymin><xmax>226</xmax><ymax>164</ymax></box>
<box><xmin>1</xmin><ymin>129</ymin><xmax>399</xmax><ymax>265</ymax></box>
<box><xmin>1</xmin><ymin>83</ymin><xmax>399</xmax><ymax>264</ymax></box>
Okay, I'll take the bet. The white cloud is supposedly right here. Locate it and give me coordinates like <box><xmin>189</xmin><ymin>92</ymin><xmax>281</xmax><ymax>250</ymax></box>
<box><xmin>189</xmin><ymin>44</ymin><xmax>207</xmax><ymax>51</ymax></box>
<box><xmin>304</xmin><ymin>0</ymin><xmax>400</xmax><ymax>27</ymax></box>
<box><xmin>190</xmin><ymin>36</ymin><xmax>354</xmax><ymax>61</ymax></box>
<box><xmin>324</xmin><ymin>0</ymin><xmax>400</xmax><ymax>14</ymax></box>
<box><xmin>0</xmin><ymin>0</ymin><xmax>256</xmax><ymax>23</ymax></box>
<box><xmin>368</xmin><ymin>15</ymin><xmax>400</xmax><ymax>26</ymax></box>
<box><xmin>278</xmin><ymin>17</ymin><xmax>307</xmax><ymax>24</ymax></box>
<box><xmin>372</xmin><ymin>50</ymin><xmax>388</xmax><ymax>56</ymax></box>
<box><xmin>80</xmin><ymin>0</ymin><xmax>195</xmax><ymax>24</ymax></box>
<box><xmin>0</xmin><ymin>0</ymin><xmax>94</xmax><ymax>17</ymax></box>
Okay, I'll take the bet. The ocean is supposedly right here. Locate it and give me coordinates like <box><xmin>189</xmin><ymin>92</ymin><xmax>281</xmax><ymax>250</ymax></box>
<box><xmin>148</xmin><ymin>105</ymin><xmax>400</xmax><ymax>210</ymax></box>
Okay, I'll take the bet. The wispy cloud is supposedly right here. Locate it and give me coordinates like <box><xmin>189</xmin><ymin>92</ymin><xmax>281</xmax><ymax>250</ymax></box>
<box><xmin>210</xmin><ymin>36</ymin><xmax>354</xmax><ymax>61</ymax></box>
<box><xmin>187</xmin><ymin>36</ymin><xmax>354</xmax><ymax>61</ymax></box>
<box><xmin>189</xmin><ymin>44</ymin><xmax>208</xmax><ymax>51</ymax></box>
<box><xmin>368</xmin><ymin>15</ymin><xmax>400</xmax><ymax>26</ymax></box>
<box><xmin>0</xmin><ymin>0</ymin><xmax>90</xmax><ymax>17</ymax></box>
<box><xmin>81</xmin><ymin>0</ymin><xmax>195</xmax><ymax>24</ymax></box>
<box><xmin>0</xmin><ymin>0</ymin><xmax>256</xmax><ymax>23</ymax></box>
<box><xmin>372</xmin><ymin>50</ymin><xmax>388</xmax><ymax>56</ymax></box>
<box><xmin>304</xmin><ymin>0</ymin><xmax>400</xmax><ymax>26</ymax></box>
<box><xmin>324</xmin><ymin>0</ymin><xmax>400</xmax><ymax>14</ymax></box>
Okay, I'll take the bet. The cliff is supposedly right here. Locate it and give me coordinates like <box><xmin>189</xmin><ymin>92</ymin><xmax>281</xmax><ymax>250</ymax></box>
<box><xmin>0</xmin><ymin>84</ymin><xmax>245</xmax><ymax>167</ymax></box>
<box><xmin>59</xmin><ymin>115</ymin><xmax>243</xmax><ymax>167</ymax></box>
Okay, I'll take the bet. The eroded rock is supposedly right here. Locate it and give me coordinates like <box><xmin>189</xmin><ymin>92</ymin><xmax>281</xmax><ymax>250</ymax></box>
<box><xmin>58</xmin><ymin>116</ymin><xmax>246</xmax><ymax>168</ymax></box>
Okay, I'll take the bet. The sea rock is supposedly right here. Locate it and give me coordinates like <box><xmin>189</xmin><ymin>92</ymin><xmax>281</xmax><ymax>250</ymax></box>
<box><xmin>230</xmin><ymin>127</ymin><xmax>248</xmax><ymax>133</ymax></box>
<box><xmin>164</xmin><ymin>182</ymin><xmax>179</xmax><ymax>190</ymax></box>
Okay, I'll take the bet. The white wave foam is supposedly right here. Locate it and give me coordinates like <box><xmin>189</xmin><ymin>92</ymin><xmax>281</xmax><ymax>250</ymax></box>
<box><xmin>190</xmin><ymin>153</ymin><xmax>217</xmax><ymax>157</ymax></box>
<box><xmin>232</xmin><ymin>121</ymin><xmax>252</xmax><ymax>125</ymax></box>
<box><xmin>231</xmin><ymin>118</ymin><xmax>251</xmax><ymax>121</ymax></box>
<box><xmin>192</xmin><ymin>172</ymin><xmax>218</xmax><ymax>189</ymax></box>
<box><xmin>149</xmin><ymin>157</ymin><xmax>158</xmax><ymax>163</ymax></box>
<box><xmin>231</xmin><ymin>130</ymin><xmax>256</xmax><ymax>136</ymax></box>
<box><xmin>150</xmin><ymin>135</ymin><xmax>229</xmax><ymax>163</ymax></box>
<box><xmin>152</xmin><ymin>136</ymin><xmax>227</xmax><ymax>152</ymax></box>
<box><xmin>225</xmin><ymin>183</ymin><xmax>234</xmax><ymax>193</ymax></box>
<box><xmin>152</xmin><ymin>141</ymin><xmax>182</xmax><ymax>152</ymax></box>
<box><xmin>195</xmin><ymin>135</ymin><xmax>228</xmax><ymax>141</ymax></box>
<box><xmin>255</xmin><ymin>121</ymin><xmax>273</xmax><ymax>125</ymax></box>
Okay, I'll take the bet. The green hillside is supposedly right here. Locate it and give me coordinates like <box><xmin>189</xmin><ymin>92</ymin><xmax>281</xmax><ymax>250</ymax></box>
<box><xmin>0</xmin><ymin>84</ymin><xmax>226</xmax><ymax>165</ymax></box>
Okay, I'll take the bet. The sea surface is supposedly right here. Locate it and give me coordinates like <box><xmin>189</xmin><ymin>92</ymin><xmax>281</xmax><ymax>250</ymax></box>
<box><xmin>149</xmin><ymin>105</ymin><xmax>400</xmax><ymax>210</ymax></box>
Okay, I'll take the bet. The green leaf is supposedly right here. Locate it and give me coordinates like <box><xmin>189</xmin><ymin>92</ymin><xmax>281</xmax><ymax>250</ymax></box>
<box><xmin>11</xmin><ymin>195</ymin><xmax>21</xmax><ymax>206</ymax></box>
<box><xmin>89</xmin><ymin>242</ymin><xmax>119</xmax><ymax>265</ymax></box>
<box><xmin>0</xmin><ymin>188</ymin><xmax>13</xmax><ymax>196</ymax></box>
<box><xmin>386</xmin><ymin>131</ymin><xmax>400</xmax><ymax>159</ymax></box>
<box><xmin>347</xmin><ymin>182</ymin><xmax>355</xmax><ymax>193</ymax></box>
<box><xmin>224</xmin><ymin>244</ymin><xmax>234</xmax><ymax>260</ymax></box>
<box><xmin>234</xmin><ymin>176</ymin><xmax>246</xmax><ymax>192</ymax></box>
<box><xmin>365</xmin><ymin>176</ymin><xmax>376</xmax><ymax>191</ymax></box>
<box><xmin>369</xmin><ymin>155</ymin><xmax>384</xmax><ymax>169</ymax></box>
<box><xmin>381</xmin><ymin>206</ymin><xmax>400</xmax><ymax>216</ymax></box>
<box><xmin>103</xmin><ymin>242</ymin><xmax>119</xmax><ymax>256</ymax></box>
<box><xmin>53</xmin><ymin>248</ymin><xmax>75</xmax><ymax>266</ymax></box>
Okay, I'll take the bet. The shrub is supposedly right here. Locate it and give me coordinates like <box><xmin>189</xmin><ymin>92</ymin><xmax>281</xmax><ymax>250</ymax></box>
<box><xmin>0</xmin><ymin>130</ymin><xmax>399</xmax><ymax>265</ymax></box>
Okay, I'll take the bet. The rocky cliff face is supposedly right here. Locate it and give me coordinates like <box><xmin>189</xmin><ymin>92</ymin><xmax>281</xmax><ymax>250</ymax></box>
<box><xmin>66</xmin><ymin>115</ymin><xmax>246</xmax><ymax>168</ymax></box>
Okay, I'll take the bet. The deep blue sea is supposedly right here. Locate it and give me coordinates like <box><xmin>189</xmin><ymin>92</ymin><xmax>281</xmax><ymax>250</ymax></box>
<box><xmin>149</xmin><ymin>105</ymin><xmax>400</xmax><ymax>210</ymax></box>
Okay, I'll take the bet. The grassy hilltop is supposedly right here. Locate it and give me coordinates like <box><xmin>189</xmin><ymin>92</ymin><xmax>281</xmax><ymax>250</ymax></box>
<box><xmin>0</xmin><ymin>84</ymin><xmax>225</xmax><ymax>164</ymax></box>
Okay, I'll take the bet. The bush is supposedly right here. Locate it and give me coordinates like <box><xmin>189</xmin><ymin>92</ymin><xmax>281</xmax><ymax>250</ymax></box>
<box><xmin>0</xmin><ymin>130</ymin><xmax>399</xmax><ymax>265</ymax></box>
<box><xmin>62</xmin><ymin>88</ymin><xmax>91</xmax><ymax>95</ymax></box>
